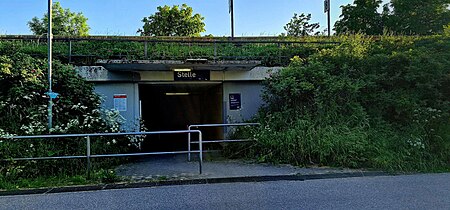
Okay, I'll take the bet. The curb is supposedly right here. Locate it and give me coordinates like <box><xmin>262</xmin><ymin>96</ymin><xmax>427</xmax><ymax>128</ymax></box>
<box><xmin>0</xmin><ymin>171</ymin><xmax>390</xmax><ymax>196</ymax></box>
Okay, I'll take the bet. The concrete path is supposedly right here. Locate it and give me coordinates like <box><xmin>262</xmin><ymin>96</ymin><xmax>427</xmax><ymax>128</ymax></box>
<box><xmin>0</xmin><ymin>154</ymin><xmax>387</xmax><ymax>196</ymax></box>
<box><xmin>115</xmin><ymin>154</ymin><xmax>366</xmax><ymax>181</ymax></box>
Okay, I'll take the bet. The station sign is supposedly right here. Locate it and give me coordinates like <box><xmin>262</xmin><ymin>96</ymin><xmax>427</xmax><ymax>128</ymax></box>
<box><xmin>229</xmin><ymin>93</ymin><xmax>241</xmax><ymax>110</ymax></box>
<box><xmin>174</xmin><ymin>70</ymin><xmax>210</xmax><ymax>81</ymax></box>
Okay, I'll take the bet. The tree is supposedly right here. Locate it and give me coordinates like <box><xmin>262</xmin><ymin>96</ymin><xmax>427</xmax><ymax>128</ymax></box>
<box><xmin>284</xmin><ymin>13</ymin><xmax>320</xmax><ymax>36</ymax></box>
<box><xmin>138</xmin><ymin>4</ymin><xmax>205</xmax><ymax>37</ymax></box>
<box><xmin>334</xmin><ymin>0</ymin><xmax>384</xmax><ymax>35</ymax></box>
<box><xmin>28</xmin><ymin>2</ymin><xmax>89</xmax><ymax>36</ymax></box>
<box><xmin>387</xmin><ymin>0</ymin><xmax>450</xmax><ymax>35</ymax></box>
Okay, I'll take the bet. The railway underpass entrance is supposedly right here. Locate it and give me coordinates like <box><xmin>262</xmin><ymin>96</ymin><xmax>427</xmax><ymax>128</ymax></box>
<box><xmin>139</xmin><ymin>83</ymin><xmax>223</xmax><ymax>152</ymax></box>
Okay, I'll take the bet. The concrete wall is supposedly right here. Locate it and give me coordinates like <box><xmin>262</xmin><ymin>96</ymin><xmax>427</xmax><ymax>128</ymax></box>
<box><xmin>77</xmin><ymin>66</ymin><xmax>280</xmax><ymax>129</ymax></box>
<box><xmin>138</xmin><ymin>66</ymin><xmax>281</xmax><ymax>82</ymax></box>
<box><xmin>223</xmin><ymin>82</ymin><xmax>264</xmax><ymax>123</ymax></box>
<box><xmin>94</xmin><ymin>83</ymin><xmax>140</xmax><ymax>131</ymax></box>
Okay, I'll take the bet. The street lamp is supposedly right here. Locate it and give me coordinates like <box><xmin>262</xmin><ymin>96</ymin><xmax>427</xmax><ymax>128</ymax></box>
<box><xmin>324</xmin><ymin>0</ymin><xmax>331</xmax><ymax>36</ymax></box>
<box><xmin>229</xmin><ymin>0</ymin><xmax>234</xmax><ymax>38</ymax></box>
<box><xmin>46</xmin><ymin>0</ymin><xmax>55</xmax><ymax>130</ymax></box>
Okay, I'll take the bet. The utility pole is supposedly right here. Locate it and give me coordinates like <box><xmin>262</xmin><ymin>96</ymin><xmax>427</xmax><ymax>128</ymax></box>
<box><xmin>229</xmin><ymin>0</ymin><xmax>234</xmax><ymax>39</ymax></box>
<box><xmin>324</xmin><ymin>0</ymin><xmax>331</xmax><ymax>36</ymax></box>
<box><xmin>47</xmin><ymin>0</ymin><xmax>54</xmax><ymax>130</ymax></box>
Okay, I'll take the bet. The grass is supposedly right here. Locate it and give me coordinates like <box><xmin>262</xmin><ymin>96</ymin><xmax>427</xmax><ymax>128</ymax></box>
<box><xmin>0</xmin><ymin>168</ymin><xmax>122</xmax><ymax>191</ymax></box>
<box><xmin>1</xmin><ymin>175</ymin><xmax>97</xmax><ymax>191</ymax></box>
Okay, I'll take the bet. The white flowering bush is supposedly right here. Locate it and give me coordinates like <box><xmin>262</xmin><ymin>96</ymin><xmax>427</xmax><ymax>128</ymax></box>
<box><xmin>0</xmin><ymin>53</ymin><xmax>136</xmax><ymax>179</ymax></box>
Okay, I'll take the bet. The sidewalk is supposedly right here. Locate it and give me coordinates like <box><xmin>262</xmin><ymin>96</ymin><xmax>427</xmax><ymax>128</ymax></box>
<box><xmin>115</xmin><ymin>154</ymin><xmax>375</xmax><ymax>181</ymax></box>
<box><xmin>0</xmin><ymin>154</ymin><xmax>388</xmax><ymax>196</ymax></box>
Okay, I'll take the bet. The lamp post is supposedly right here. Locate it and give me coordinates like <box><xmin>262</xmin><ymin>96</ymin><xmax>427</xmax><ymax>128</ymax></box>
<box><xmin>324</xmin><ymin>0</ymin><xmax>331</xmax><ymax>36</ymax></box>
<box><xmin>229</xmin><ymin>0</ymin><xmax>234</xmax><ymax>38</ymax></box>
<box><xmin>47</xmin><ymin>0</ymin><xmax>53</xmax><ymax>130</ymax></box>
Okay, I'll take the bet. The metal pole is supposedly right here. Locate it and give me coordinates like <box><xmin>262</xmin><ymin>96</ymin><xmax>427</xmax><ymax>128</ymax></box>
<box><xmin>230</xmin><ymin>0</ymin><xmax>234</xmax><ymax>39</ymax></box>
<box><xmin>327</xmin><ymin>0</ymin><xmax>331</xmax><ymax>36</ymax></box>
<box><xmin>86</xmin><ymin>136</ymin><xmax>91</xmax><ymax>178</ymax></box>
<box><xmin>198</xmin><ymin>131</ymin><xmax>203</xmax><ymax>174</ymax></box>
<box><xmin>188</xmin><ymin>126</ymin><xmax>192</xmax><ymax>161</ymax></box>
<box><xmin>214</xmin><ymin>41</ymin><xmax>217</xmax><ymax>61</ymax></box>
<box><xmin>144</xmin><ymin>41</ymin><xmax>148</xmax><ymax>59</ymax></box>
<box><xmin>47</xmin><ymin>0</ymin><xmax>53</xmax><ymax>130</ymax></box>
<box><xmin>68</xmin><ymin>40</ymin><xmax>72</xmax><ymax>63</ymax></box>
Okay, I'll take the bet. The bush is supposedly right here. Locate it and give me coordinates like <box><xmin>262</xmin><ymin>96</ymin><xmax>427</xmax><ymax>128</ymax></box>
<box><xmin>236</xmin><ymin>35</ymin><xmax>450</xmax><ymax>171</ymax></box>
<box><xmin>0</xmin><ymin>53</ymin><xmax>142</xmax><ymax>183</ymax></box>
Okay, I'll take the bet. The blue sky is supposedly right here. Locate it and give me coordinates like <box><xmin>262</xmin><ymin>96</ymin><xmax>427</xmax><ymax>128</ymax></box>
<box><xmin>0</xmin><ymin>0</ymin><xmax>372</xmax><ymax>36</ymax></box>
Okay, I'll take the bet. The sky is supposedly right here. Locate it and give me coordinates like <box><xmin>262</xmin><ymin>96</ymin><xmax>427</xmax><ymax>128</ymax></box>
<box><xmin>0</xmin><ymin>0</ymin><xmax>367</xmax><ymax>36</ymax></box>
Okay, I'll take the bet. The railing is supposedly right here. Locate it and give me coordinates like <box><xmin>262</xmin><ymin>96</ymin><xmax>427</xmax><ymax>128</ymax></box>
<box><xmin>0</xmin><ymin>35</ymin><xmax>340</xmax><ymax>66</ymax></box>
<box><xmin>1</xmin><ymin>130</ymin><xmax>204</xmax><ymax>176</ymax></box>
<box><xmin>187</xmin><ymin>123</ymin><xmax>260</xmax><ymax>161</ymax></box>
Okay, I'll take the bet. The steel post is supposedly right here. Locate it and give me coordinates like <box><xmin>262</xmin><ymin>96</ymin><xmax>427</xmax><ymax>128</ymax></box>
<box><xmin>188</xmin><ymin>126</ymin><xmax>192</xmax><ymax>161</ymax></box>
<box><xmin>198</xmin><ymin>131</ymin><xmax>203</xmax><ymax>174</ymax></box>
<box><xmin>47</xmin><ymin>0</ymin><xmax>53</xmax><ymax>130</ymax></box>
<box><xmin>86</xmin><ymin>136</ymin><xmax>91</xmax><ymax>179</ymax></box>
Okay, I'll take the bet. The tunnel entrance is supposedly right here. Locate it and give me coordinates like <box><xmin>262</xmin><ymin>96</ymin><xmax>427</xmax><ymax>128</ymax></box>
<box><xmin>139</xmin><ymin>83</ymin><xmax>223</xmax><ymax>152</ymax></box>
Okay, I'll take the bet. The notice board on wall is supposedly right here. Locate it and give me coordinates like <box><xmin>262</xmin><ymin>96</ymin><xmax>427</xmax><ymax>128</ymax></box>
<box><xmin>113</xmin><ymin>94</ymin><xmax>127</xmax><ymax>111</ymax></box>
<box><xmin>229</xmin><ymin>93</ymin><xmax>241</xmax><ymax>110</ymax></box>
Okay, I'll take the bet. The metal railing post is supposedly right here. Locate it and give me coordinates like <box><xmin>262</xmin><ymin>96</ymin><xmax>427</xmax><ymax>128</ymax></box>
<box><xmin>3</xmin><ymin>130</ymin><xmax>206</xmax><ymax>177</ymax></box>
<box><xmin>188</xmin><ymin>125</ymin><xmax>192</xmax><ymax>161</ymax></box>
<box><xmin>86</xmin><ymin>136</ymin><xmax>91</xmax><ymax>179</ymax></box>
<box><xmin>214</xmin><ymin>41</ymin><xmax>217</xmax><ymax>61</ymax></box>
<box><xmin>144</xmin><ymin>41</ymin><xmax>148</xmax><ymax>59</ymax></box>
<box><xmin>198</xmin><ymin>131</ymin><xmax>203</xmax><ymax>174</ymax></box>
<box><xmin>68</xmin><ymin>40</ymin><xmax>72</xmax><ymax>63</ymax></box>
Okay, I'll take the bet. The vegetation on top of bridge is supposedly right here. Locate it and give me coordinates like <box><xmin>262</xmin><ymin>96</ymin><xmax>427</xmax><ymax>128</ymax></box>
<box><xmin>0</xmin><ymin>35</ymin><xmax>341</xmax><ymax>66</ymax></box>
<box><xmin>0</xmin><ymin>35</ymin><xmax>440</xmax><ymax>67</ymax></box>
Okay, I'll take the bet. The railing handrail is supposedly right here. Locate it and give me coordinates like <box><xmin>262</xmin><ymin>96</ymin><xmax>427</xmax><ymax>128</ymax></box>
<box><xmin>1</xmin><ymin>130</ymin><xmax>204</xmax><ymax>175</ymax></box>
<box><xmin>0</xmin><ymin>35</ymin><xmax>341</xmax><ymax>45</ymax></box>
<box><xmin>188</xmin><ymin>123</ymin><xmax>260</xmax><ymax>129</ymax></box>
<box><xmin>187</xmin><ymin>123</ymin><xmax>260</xmax><ymax>161</ymax></box>
<box><xmin>2</xmin><ymin>130</ymin><xmax>199</xmax><ymax>139</ymax></box>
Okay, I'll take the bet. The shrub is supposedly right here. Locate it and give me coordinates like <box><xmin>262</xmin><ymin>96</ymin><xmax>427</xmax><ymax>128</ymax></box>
<box><xmin>236</xmin><ymin>35</ymin><xmax>450</xmax><ymax>171</ymax></box>
<box><xmin>0</xmin><ymin>53</ymin><xmax>141</xmax><ymax>182</ymax></box>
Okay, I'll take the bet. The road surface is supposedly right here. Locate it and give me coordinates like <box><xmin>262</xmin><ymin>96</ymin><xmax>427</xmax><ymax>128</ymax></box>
<box><xmin>1</xmin><ymin>173</ymin><xmax>449</xmax><ymax>209</ymax></box>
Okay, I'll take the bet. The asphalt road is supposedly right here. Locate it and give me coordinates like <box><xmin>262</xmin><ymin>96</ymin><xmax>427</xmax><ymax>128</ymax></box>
<box><xmin>1</xmin><ymin>173</ymin><xmax>449</xmax><ymax>210</ymax></box>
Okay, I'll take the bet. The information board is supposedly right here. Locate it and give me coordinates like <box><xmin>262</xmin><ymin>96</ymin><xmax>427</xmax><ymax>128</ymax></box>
<box><xmin>113</xmin><ymin>94</ymin><xmax>127</xmax><ymax>111</ymax></box>
<box><xmin>229</xmin><ymin>93</ymin><xmax>241</xmax><ymax>110</ymax></box>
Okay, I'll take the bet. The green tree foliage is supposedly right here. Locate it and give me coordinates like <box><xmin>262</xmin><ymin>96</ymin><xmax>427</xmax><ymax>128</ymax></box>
<box><xmin>387</xmin><ymin>0</ymin><xmax>450</xmax><ymax>35</ymax></box>
<box><xmin>334</xmin><ymin>0</ymin><xmax>384</xmax><ymax>35</ymax></box>
<box><xmin>138</xmin><ymin>4</ymin><xmax>206</xmax><ymax>36</ymax></box>
<box><xmin>27</xmin><ymin>2</ymin><xmax>90</xmax><ymax>36</ymax></box>
<box><xmin>335</xmin><ymin>0</ymin><xmax>450</xmax><ymax>35</ymax></box>
<box><xmin>284</xmin><ymin>13</ymin><xmax>320</xmax><ymax>36</ymax></box>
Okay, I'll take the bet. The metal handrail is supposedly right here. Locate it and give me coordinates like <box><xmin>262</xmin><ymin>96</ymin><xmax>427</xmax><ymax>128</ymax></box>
<box><xmin>1</xmin><ymin>130</ymin><xmax>204</xmax><ymax>175</ymax></box>
<box><xmin>187</xmin><ymin>123</ymin><xmax>260</xmax><ymax>161</ymax></box>
<box><xmin>0</xmin><ymin>35</ymin><xmax>341</xmax><ymax>44</ymax></box>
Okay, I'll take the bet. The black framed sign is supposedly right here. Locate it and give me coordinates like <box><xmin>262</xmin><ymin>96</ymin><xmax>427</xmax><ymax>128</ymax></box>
<box><xmin>229</xmin><ymin>93</ymin><xmax>241</xmax><ymax>110</ymax></box>
<box><xmin>174</xmin><ymin>71</ymin><xmax>210</xmax><ymax>81</ymax></box>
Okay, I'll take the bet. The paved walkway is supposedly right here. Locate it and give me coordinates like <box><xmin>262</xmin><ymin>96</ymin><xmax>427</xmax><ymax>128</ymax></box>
<box><xmin>115</xmin><ymin>154</ymin><xmax>365</xmax><ymax>181</ymax></box>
